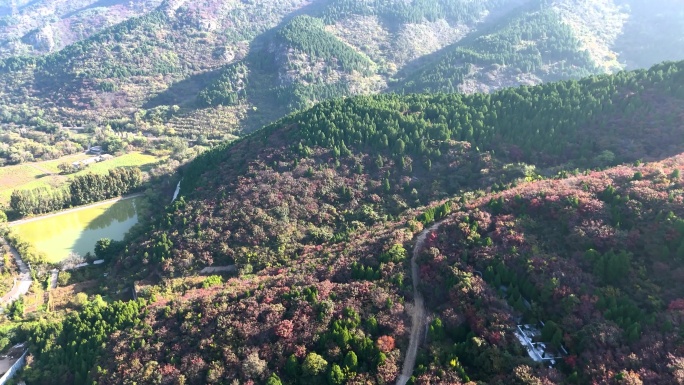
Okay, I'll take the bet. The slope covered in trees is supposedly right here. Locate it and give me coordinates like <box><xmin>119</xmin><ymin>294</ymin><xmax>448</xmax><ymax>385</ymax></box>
<box><xmin>138</xmin><ymin>60</ymin><xmax>684</xmax><ymax>274</ymax></box>
<box><xmin>416</xmin><ymin>154</ymin><xmax>684</xmax><ymax>383</ymax></box>
<box><xmin>320</xmin><ymin>0</ymin><xmax>514</xmax><ymax>25</ymax></box>
<box><xmin>398</xmin><ymin>2</ymin><xmax>598</xmax><ymax>94</ymax></box>
<box><xmin>0</xmin><ymin>0</ymin><xmax>163</xmax><ymax>58</ymax></box>
<box><xmin>13</xmin><ymin>61</ymin><xmax>684</xmax><ymax>385</ymax></box>
<box><xmin>276</xmin><ymin>15</ymin><xmax>372</xmax><ymax>74</ymax></box>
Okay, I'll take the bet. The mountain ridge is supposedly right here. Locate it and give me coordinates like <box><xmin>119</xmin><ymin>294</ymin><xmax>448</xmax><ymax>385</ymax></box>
<box><xmin>1</xmin><ymin>0</ymin><xmax>683</xmax><ymax>169</ymax></box>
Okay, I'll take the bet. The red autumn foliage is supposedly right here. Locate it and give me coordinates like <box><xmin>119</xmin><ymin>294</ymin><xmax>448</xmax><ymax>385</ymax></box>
<box><xmin>275</xmin><ymin>319</ymin><xmax>294</xmax><ymax>339</ymax></box>
<box><xmin>376</xmin><ymin>335</ymin><xmax>395</xmax><ymax>353</ymax></box>
<box><xmin>669</xmin><ymin>299</ymin><xmax>684</xmax><ymax>311</ymax></box>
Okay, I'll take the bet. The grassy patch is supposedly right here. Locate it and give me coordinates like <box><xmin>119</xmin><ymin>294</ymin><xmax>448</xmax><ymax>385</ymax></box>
<box><xmin>39</xmin><ymin>153</ymin><xmax>91</xmax><ymax>173</ymax></box>
<box><xmin>74</xmin><ymin>153</ymin><xmax>160</xmax><ymax>175</ymax></box>
<box><xmin>50</xmin><ymin>280</ymin><xmax>100</xmax><ymax>311</ymax></box>
<box><xmin>0</xmin><ymin>152</ymin><xmax>161</xmax><ymax>204</ymax></box>
<box><xmin>0</xmin><ymin>164</ymin><xmax>43</xmax><ymax>192</ymax></box>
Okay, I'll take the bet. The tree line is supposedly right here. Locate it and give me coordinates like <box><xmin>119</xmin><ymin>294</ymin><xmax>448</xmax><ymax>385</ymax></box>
<box><xmin>10</xmin><ymin>167</ymin><xmax>142</xmax><ymax>217</ymax></box>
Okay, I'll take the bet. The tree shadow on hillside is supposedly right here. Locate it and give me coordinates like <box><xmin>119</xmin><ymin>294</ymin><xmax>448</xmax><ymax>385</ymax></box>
<box><xmin>142</xmin><ymin>0</ymin><xmax>331</xmax><ymax>133</ymax></box>
<box><xmin>143</xmin><ymin>68</ymin><xmax>224</xmax><ymax>109</ymax></box>
<box><xmin>62</xmin><ymin>0</ymin><xmax>132</xmax><ymax>19</ymax></box>
<box><xmin>68</xmin><ymin>197</ymin><xmax>140</xmax><ymax>260</ymax></box>
<box><xmin>236</xmin><ymin>0</ymin><xmax>335</xmax><ymax>133</ymax></box>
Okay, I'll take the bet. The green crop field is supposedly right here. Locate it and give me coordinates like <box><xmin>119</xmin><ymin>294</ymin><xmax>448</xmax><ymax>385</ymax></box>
<box><xmin>0</xmin><ymin>152</ymin><xmax>161</xmax><ymax>204</ymax></box>
<box><xmin>74</xmin><ymin>153</ymin><xmax>160</xmax><ymax>176</ymax></box>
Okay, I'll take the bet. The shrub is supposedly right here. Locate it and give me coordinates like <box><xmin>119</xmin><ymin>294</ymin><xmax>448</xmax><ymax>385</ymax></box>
<box><xmin>202</xmin><ymin>275</ymin><xmax>223</xmax><ymax>289</ymax></box>
<box><xmin>302</xmin><ymin>352</ymin><xmax>328</xmax><ymax>377</ymax></box>
<box><xmin>57</xmin><ymin>271</ymin><xmax>71</xmax><ymax>286</ymax></box>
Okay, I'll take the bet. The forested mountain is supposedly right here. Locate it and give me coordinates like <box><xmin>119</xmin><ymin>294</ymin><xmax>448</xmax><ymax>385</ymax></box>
<box><xmin>0</xmin><ymin>0</ymin><xmax>162</xmax><ymax>58</ymax></box>
<box><xmin>3</xmin><ymin>1</ymin><xmax>684</xmax><ymax>384</ymax></box>
<box><xmin>16</xmin><ymin>61</ymin><xmax>684</xmax><ymax>384</ymax></box>
<box><xmin>1</xmin><ymin>0</ymin><xmax>684</xmax><ymax>167</ymax></box>
<box><xmin>397</xmin><ymin>3</ymin><xmax>598</xmax><ymax>94</ymax></box>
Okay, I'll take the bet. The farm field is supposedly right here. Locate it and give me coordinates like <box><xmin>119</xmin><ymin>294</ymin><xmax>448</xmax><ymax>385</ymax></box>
<box><xmin>0</xmin><ymin>152</ymin><xmax>160</xmax><ymax>204</ymax></box>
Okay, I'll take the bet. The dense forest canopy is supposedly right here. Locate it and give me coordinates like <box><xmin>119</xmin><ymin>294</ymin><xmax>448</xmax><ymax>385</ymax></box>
<box><xmin>320</xmin><ymin>0</ymin><xmax>515</xmax><ymax>25</ymax></box>
<box><xmin>417</xmin><ymin>154</ymin><xmax>684</xmax><ymax>383</ymax></box>
<box><xmin>399</xmin><ymin>2</ymin><xmax>599</xmax><ymax>93</ymax></box>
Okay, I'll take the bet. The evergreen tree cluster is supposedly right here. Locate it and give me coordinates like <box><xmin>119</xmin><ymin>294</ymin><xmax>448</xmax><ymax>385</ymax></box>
<box><xmin>321</xmin><ymin>0</ymin><xmax>513</xmax><ymax>25</ymax></box>
<box><xmin>183</xmin><ymin>60</ymin><xmax>684</xmax><ymax>196</ymax></box>
<box><xmin>21</xmin><ymin>299</ymin><xmax>143</xmax><ymax>385</ymax></box>
<box><xmin>196</xmin><ymin>63</ymin><xmax>249</xmax><ymax>107</ymax></box>
<box><xmin>10</xmin><ymin>167</ymin><xmax>142</xmax><ymax>216</ymax></box>
<box><xmin>277</xmin><ymin>16</ymin><xmax>373</xmax><ymax>74</ymax></box>
<box><xmin>401</xmin><ymin>3</ymin><xmax>598</xmax><ymax>93</ymax></box>
<box><xmin>0</xmin><ymin>10</ymin><xmax>171</xmax><ymax>78</ymax></box>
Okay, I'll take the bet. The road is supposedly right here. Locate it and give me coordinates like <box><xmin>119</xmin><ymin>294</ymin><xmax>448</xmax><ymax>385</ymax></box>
<box><xmin>8</xmin><ymin>192</ymin><xmax>144</xmax><ymax>226</ymax></box>
<box><xmin>0</xmin><ymin>237</ymin><xmax>32</xmax><ymax>305</ymax></box>
<box><xmin>396</xmin><ymin>221</ymin><xmax>443</xmax><ymax>385</ymax></box>
<box><xmin>199</xmin><ymin>265</ymin><xmax>236</xmax><ymax>274</ymax></box>
<box><xmin>50</xmin><ymin>269</ymin><xmax>59</xmax><ymax>290</ymax></box>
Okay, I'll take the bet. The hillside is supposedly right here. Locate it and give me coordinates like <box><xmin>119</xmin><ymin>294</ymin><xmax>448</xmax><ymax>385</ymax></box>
<box><xmin>13</xmin><ymin>61</ymin><xmax>684</xmax><ymax>385</ymax></box>
<box><xmin>1</xmin><ymin>0</ymin><xmax>684</xmax><ymax>169</ymax></box>
<box><xmin>397</xmin><ymin>3</ymin><xmax>598</xmax><ymax>94</ymax></box>
<box><xmin>0</xmin><ymin>0</ymin><xmax>162</xmax><ymax>58</ymax></box>
<box><xmin>417</xmin><ymin>155</ymin><xmax>684</xmax><ymax>383</ymax></box>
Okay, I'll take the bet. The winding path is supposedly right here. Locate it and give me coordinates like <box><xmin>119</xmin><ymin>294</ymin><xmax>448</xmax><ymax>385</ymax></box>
<box><xmin>396</xmin><ymin>221</ymin><xmax>443</xmax><ymax>385</ymax></box>
<box><xmin>0</xmin><ymin>237</ymin><xmax>32</xmax><ymax>305</ymax></box>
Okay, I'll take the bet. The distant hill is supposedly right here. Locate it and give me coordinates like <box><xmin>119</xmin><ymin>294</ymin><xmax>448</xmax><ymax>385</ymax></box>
<box><xmin>0</xmin><ymin>0</ymin><xmax>162</xmax><ymax>57</ymax></box>
<box><xmin>397</xmin><ymin>3</ymin><xmax>598</xmax><ymax>94</ymax></box>
<box><xmin>1</xmin><ymin>0</ymin><xmax>683</xmax><ymax>168</ymax></box>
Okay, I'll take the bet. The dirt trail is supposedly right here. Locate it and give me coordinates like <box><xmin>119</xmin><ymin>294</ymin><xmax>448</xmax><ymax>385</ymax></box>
<box><xmin>396</xmin><ymin>221</ymin><xmax>443</xmax><ymax>385</ymax></box>
<box><xmin>0</xmin><ymin>237</ymin><xmax>32</xmax><ymax>305</ymax></box>
<box><xmin>26</xmin><ymin>163</ymin><xmax>55</xmax><ymax>176</ymax></box>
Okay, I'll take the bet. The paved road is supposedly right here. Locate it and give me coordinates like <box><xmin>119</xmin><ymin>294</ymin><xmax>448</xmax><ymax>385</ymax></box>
<box><xmin>396</xmin><ymin>222</ymin><xmax>443</xmax><ymax>385</ymax></box>
<box><xmin>0</xmin><ymin>238</ymin><xmax>32</xmax><ymax>305</ymax></box>
<box><xmin>50</xmin><ymin>269</ymin><xmax>59</xmax><ymax>290</ymax></box>
<box><xmin>199</xmin><ymin>265</ymin><xmax>236</xmax><ymax>274</ymax></box>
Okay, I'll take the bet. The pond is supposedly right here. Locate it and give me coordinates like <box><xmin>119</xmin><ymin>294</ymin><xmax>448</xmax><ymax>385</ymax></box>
<box><xmin>11</xmin><ymin>197</ymin><xmax>142</xmax><ymax>263</ymax></box>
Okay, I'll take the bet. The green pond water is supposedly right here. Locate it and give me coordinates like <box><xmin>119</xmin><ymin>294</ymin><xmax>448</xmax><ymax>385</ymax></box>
<box><xmin>12</xmin><ymin>197</ymin><xmax>142</xmax><ymax>263</ymax></box>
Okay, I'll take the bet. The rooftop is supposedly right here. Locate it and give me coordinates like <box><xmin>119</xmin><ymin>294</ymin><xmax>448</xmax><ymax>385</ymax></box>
<box><xmin>514</xmin><ymin>324</ymin><xmax>565</xmax><ymax>365</ymax></box>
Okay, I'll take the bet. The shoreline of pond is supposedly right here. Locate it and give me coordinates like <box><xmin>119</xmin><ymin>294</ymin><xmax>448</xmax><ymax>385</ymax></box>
<box><xmin>7</xmin><ymin>193</ymin><xmax>145</xmax><ymax>227</ymax></box>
